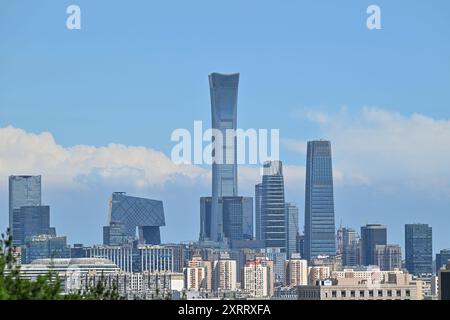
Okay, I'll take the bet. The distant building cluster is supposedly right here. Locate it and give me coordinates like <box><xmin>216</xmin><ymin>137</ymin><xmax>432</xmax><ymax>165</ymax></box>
<box><xmin>6</xmin><ymin>73</ymin><xmax>450</xmax><ymax>300</ymax></box>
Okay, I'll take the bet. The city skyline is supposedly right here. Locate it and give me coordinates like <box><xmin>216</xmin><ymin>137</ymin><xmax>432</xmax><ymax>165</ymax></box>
<box><xmin>0</xmin><ymin>76</ymin><xmax>449</xmax><ymax>252</ymax></box>
<box><xmin>1</xmin><ymin>1</ymin><xmax>450</xmax><ymax>251</ymax></box>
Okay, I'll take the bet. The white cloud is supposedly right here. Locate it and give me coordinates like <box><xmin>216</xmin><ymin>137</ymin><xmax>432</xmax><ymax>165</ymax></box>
<box><xmin>0</xmin><ymin>126</ymin><xmax>209</xmax><ymax>190</ymax></box>
<box><xmin>301</xmin><ymin>106</ymin><xmax>450</xmax><ymax>197</ymax></box>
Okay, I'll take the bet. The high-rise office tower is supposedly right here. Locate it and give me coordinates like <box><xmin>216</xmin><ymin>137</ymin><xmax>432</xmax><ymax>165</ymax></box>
<box><xmin>296</xmin><ymin>234</ymin><xmax>305</xmax><ymax>258</ymax></box>
<box><xmin>200</xmin><ymin>196</ymin><xmax>253</xmax><ymax>243</ymax></box>
<box><xmin>341</xmin><ymin>227</ymin><xmax>360</xmax><ymax>267</ymax></box>
<box><xmin>209</xmin><ymin>73</ymin><xmax>239</xmax><ymax>242</ymax></box>
<box><xmin>260</xmin><ymin>161</ymin><xmax>286</xmax><ymax>251</ymax></box>
<box><xmin>9</xmin><ymin>175</ymin><xmax>42</xmax><ymax>244</ymax></box>
<box><xmin>103</xmin><ymin>192</ymin><xmax>165</xmax><ymax>246</ymax></box>
<box><xmin>304</xmin><ymin>140</ymin><xmax>336</xmax><ymax>260</ymax></box>
<box><xmin>374</xmin><ymin>244</ymin><xmax>402</xmax><ymax>271</ymax></box>
<box><xmin>360</xmin><ymin>224</ymin><xmax>387</xmax><ymax>266</ymax></box>
<box><xmin>221</xmin><ymin>196</ymin><xmax>253</xmax><ymax>241</ymax></box>
<box><xmin>436</xmin><ymin>249</ymin><xmax>450</xmax><ymax>274</ymax></box>
<box><xmin>255</xmin><ymin>183</ymin><xmax>263</xmax><ymax>241</ymax></box>
<box><xmin>405</xmin><ymin>224</ymin><xmax>433</xmax><ymax>275</ymax></box>
<box><xmin>24</xmin><ymin>234</ymin><xmax>70</xmax><ymax>264</ymax></box>
<box><xmin>439</xmin><ymin>263</ymin><xmax>450</xmax><ymax>300</ymax></box>
<box><xmin>12</xmin><ymin>206</ymin><xmax>56</xmax><ymax>246</ymax></box>
<box><xmin>199</xmin><ymin>197</ymin><xmax>212</xmax><ymax>241</ymax></box>
<box><xmin>285</xmin><ymin>203</ymin><xmax>299</xmax><ymax>258</ymax></box>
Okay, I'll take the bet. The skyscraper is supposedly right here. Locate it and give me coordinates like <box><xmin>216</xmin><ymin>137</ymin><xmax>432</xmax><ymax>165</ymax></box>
<box><xmin>255</xmin><ymin>183</ymin><xmax>263</xmax><ymax>241</ymax></box>
<box><xmin>360</xmin><ymin>224</ymin><xmax>387</xmax><ymax>266</ymax></box>
<box><xmin>304</xmin><ymin>140</ymin><xmax>336</xmax><ymax>260</ymax></box>
<box><xmin>374</xmin><ymin>244</ymin><xmax>402</xmax><ymax>271</ymax></box>
<box><xmin>260</xmin><ymin>161</ymin><xmax>286</xmax><ymax>251</ymax></box>
<box><xmin>200</xmin><ymin>196</ymin><xmax>253</xmax><ymax>243</ymax></box>
<box><xmin>209</xmin><ymin>73</ymin><xmax>239</xmax><ymax>242</ymax></box>
<box><xmin>9</xmin><ymin>175</ymin><xmax>42</xmax><ymax>243</ymax></box>
<box><xmin>199</xmin><ymin>197</ymin><xmax>212</xmax><ymax>241</ymax></box>
<box><xmin>12</xmin><ymin>206</ymin><xmax>56</xmax><ymax>246</ymax></box>
<box><xmin>103</xmin><ymin>192</ymin><xmax>165</xmax><ymax>246</ymax></box>
<box><xmin>341</xmin><ymin>227</ymin><xmax>360</xmax><ymax>267</ymax></box>
<box><xmin>436</xmin><ymin>249</ymin><xmax>450</xmax><ymax>274</ymax></box>
<box><xmin>405</xmin><ymin>224</ymin><xmax>433</xmax><ymax>275</ymax></box>
<box><xmin>221</xmin><ymin>196</ymin><xmax>253</xmax><ymax>241</ymax></box>
<box><xmin>285</xmin><ymin>203</ymin><xmax>299</xmax><ymax>258</ymax></box>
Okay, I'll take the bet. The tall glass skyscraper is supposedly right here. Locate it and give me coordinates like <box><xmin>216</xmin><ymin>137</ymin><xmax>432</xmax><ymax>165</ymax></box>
<box><xmin>255</xmin><ymin>183</ymin><xmax>263</xmax><ymax>241</ymax></box>
<box><xmin>209</xmin><ymin>73</ymin><xmax>239</xmax><ymax>242</ymax></box>
<box><xmin>304</xmin><ymin>141</ymin><xmax>336</xmax><ymax>260</ymax></box>
<box><xmin>260</xmin><ymin>161</ymin><xmax>286</xmax><ymax>251</ymax></box>
<box><xmin>221</xmin><ymin>197</ymin><xmax>253</xmax><ymax>241</ymax></box>
<box><xmin>200</xmin><ymin>196</ymin><xmax>253</xmax><ymax>242</ymax></box>
<box><xmin>9</xmin><ymin>175</ymin><xmax>42</xmax><ymax>244</ymax></box>
<box><xmin>360</xmin><ymin>224</ymin><xmax>387</xmax><ymax>266</ymax></box>
<box><xmin>12</xmin><ymin>206</ymin><xmax>56</xmax><ymax>246</ymax></box>
<box><xmin>405</xmin><ymin>223</ymin><xmax>433</xmax><ymax>275</ymax></box>
<box><xmin>285</xmin><ymin>203</ymin><xmax>299</xmax><ymax>258</ymax></box>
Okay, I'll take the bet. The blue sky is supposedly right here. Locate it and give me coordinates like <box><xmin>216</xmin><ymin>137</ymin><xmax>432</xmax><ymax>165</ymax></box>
<box><xmin>1</xmin><ymin>0</ymin><xmax>450</xmax><ymax>252</ymax></box>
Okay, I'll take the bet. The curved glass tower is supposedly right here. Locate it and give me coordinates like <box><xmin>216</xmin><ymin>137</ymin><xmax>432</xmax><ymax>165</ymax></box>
<box><xmin>209</xmin><ymin>73</ymin><xmax>239</xmax><ymax>242</ymax></box>
<box><xmin>304</xmin><ymin>140</ymin><xmax>336</xmax><ymax>260</ymax></box>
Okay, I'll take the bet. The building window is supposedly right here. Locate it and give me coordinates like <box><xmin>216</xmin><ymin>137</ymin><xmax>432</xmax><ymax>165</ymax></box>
<box><xmin>406</xmin><ymin>290</ymin><xmax>411</xmax><ymax>297</ymax></box>
<box><xmin>396</xmin><ymin>290</ymin><xmax>401</xmax><ymax>297</ymax></box>
<box><xmin>359</xmin><ymin>290</ymin><xmax>365</xmax><ymax>297</ymax></box>
<box><xmin>341</xmin><ymin>291</ymin><xmax>346</xmax><ymax>298</ymax></box>
<box><xmin>369</xmin><ymin>290</ymin><xmax>374</xmax><ymax>297</ymax></box>
<box><xmin>350</xmin><ymin>291</ymin><xmax>356</xmax><ymax>298</ymax></box>
<box><xmin>377</xmin><ymin>290</ymin><xmax>383</xmax><ymax>297</ymax></box>
<box><xmin>387</xmin><ymin>290</ymin><xmax>392</xmax><ymax>297</ymax></box>
<box><xmin>332</xmin><ymin>291</ymin><xmax>337</xmax><ymax>298</ymax></box>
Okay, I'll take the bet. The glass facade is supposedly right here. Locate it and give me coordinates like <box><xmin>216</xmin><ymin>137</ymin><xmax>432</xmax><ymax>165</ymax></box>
<box><xmin>9</xmin><ymin>175</ymin><xmax>42</xmax><ymax>245</ymax></box>
<box><xmin>285</xmin><ymin>203</ymin><xmax>299</xmax><ymax>258</ymax></box>
<box><xmin>255</xmin><ymin>183</ymin><xmax>263</xmax><ymax>241</ymax></box>
<box><xmin>24</xmin><ymin>234</ymin><xmax>70</xmax><ymax>263</ymax></box>
<box><xmin>405</xmin><ymin>223</ymin><xmax>433</xmax><ymax>275</ymax></box>
<box><xmin>199</xmin><ymin>197</ymin><xmax>212</xmax><ymax>241</ymax></box>
<box><xmin>341</xmin><ymin>227</ymin><xmax>360</xmax><ymax>267</ymax></box>
<box><xmin>221</xmin><ymin>196</ymin><xmax>253</xmax><ymax>241</ymax></box>
<box><xmin>261</xmin><ymin>161</ymin><xmax>286</xmax><ymax>251</ymax></box>
<box><xmin>304</xmin><ymin>141</ymin><xmax>336</xmax><ymax>260</ymax></box>
<box><xmin>12</xmin><ymin>205</ymin><xmax>55</xmax><ymax>246</ymax></box>
<box><xmin>209</xmin><ymin>73</ymin><xmax>239</xmax><ymax>242</ymax></box>
<box><xmin>104</xmin><ymin>192</ymin><xmax>165</xmax><ymax>246</ymax></box>
<box><xmin>360</xmin><ymin>224</ymin><xmax>387</xmax><ymax>266</ymax></box>
<box><xmin>436</xmin><ymin>249</ymin><xmax>450</xmax><ymax>274</ymax></box>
